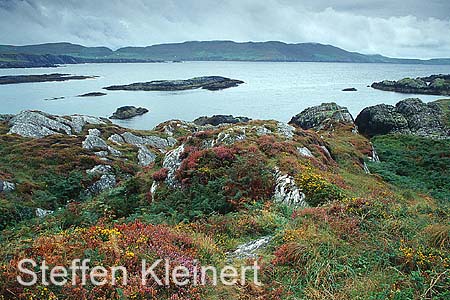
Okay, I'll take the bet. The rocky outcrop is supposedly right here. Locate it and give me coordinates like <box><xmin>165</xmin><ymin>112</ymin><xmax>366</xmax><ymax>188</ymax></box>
<box><xmin>86</xmin><ymin>165</ymin><xmax>113</xmax><ymax>176</ymax></box>
<box><xmin>297</xmin><ymin>147</ymin><xmax>314</xmax><ymax>158</ymax></box>
<box><xmin>121</xmin><ymin>132</ymin><xmax>176</xmax><ymax>150</ymax></box>
<box><xmin>193</xmin><ymin>115</ymin><xmax>251</xmax><ymax>126</ymax></box>
<box><xmin>273</xmin><ymin>169</ymin><xmax>307</xmax><ymax>207</ymax></box>
<box><xmin>371</xmin><ymin>74</ymin><xmax>450</xmax><ymax>96</ymax></box>
<box><xmin>342</xmin><ymin>88</ymin><xmax>357</xmax><ymax>92</ymax></box>
<box><xmin>229</xmin><ymin>236</ymin><xmax>273</xmax><ymax>259</ymax></box>
<box><xmin>355</xmin><ymin>98</ymin><xmax>448</xmax><ymax>138</ymax></box>
<box><xmin>162</xmin><ymin>144</ymin><xmax>185</xmax><ymax>187</ymax></box>
<box><xmin>277</xmin><ymin>122</ymin><xmax>295</xmax><ymax>139</ymax></box>
<box><xmin>82</xmin><ymin>129</ymin><xmax>108</xmax><ymax>150</ymax></box>
<box><xmin>137</xmin><ymin>145</ymin><xmax>156</xmax><ymax>166</ymax></box>
<box><xmin>109</xmin><ymin>106</ymin><xmax>149</xmax><ymax>120</ymax></box>
<box><xmin>289</xmin><ymin>103</ymin><xmax>354</xmax><ymax>130</ymax></box>
<box><xmin>104</xmin><ymin>76</ymin><xmax>244</xmax><ymax>92</ymax></box>
<box><xmin>0</xmin><ymin>180</ymin><xmax>15</xmax><ymax>193</ymax></box>
<box><xmin>87</xmin><ymin>174</ymin><xmax>117</xmax><ymax>195</ymax></box>
<box><xmin>0</xmin><ymin>73</ymin><xmax>97</xmax><ymax>85</ymax></box>
<box><xmin>35</xmin><ymin>208</ymin><xmax>53</xmax><ymax>218</ymax></box>
<box><xmin>8</xmin><ymin>111</ymin><xmax>108</xmax><ymax>138</ymax></box>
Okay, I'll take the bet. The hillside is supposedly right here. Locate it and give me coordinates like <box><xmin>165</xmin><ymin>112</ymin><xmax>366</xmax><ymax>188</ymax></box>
<box><xmin>0</xmin><ymin>99</ymin><xmax>448</xmax><ymax>299</ymax></box>
<box><xmin>1</xmin><ymin>41</ymin><xmax>450</xmax><ymax>65</ymax></box>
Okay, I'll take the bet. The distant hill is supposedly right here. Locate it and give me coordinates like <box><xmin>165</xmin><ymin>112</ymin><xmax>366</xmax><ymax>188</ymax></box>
<box><xmin>1</xmin><ymin>41</ymin><xmax>450</xmax><ymax>66</ymax></box>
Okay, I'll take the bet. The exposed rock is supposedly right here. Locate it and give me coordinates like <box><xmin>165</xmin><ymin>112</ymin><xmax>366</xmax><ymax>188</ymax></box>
<box><xmin>342</xmin><ymin>87</ymin><xmax>357</xmax><ymax>92</ymax></box>
<box><xmin>107</xmin><ymin>146</ymin><xmax>122</xmax><ymax>157</ymax></box>
<box><xmin>371</xmin><ymin>74</ymin><xmax>450</xmax><ymax>96</ymax></box>
<box><xmin>7</xmin><ymin>110</ymin><xmax>107</xmax><ymax>138</ymax></box>
<box><xmin>355</xmin><ymin>98</ymin><xmax>448</xmax><ymax>138</ymax></box>
<box><xmin>162</xmin><ymin>144</ymin><xmax>185</xmax><ymax>187</ymax></box>
<box><xmin>215</xmin><ymin>127</ymin><xmax>246</xmax><ymax>145</ymax></box>
<box><xmin>104</xmin><ymin>76</ymin><xmax>244</xmax><ymax>92</ymax></box>
<box><xmin>229</xmin><ymin>236</ymin><xmax>273</xmax><ymax>259</ymax></box>
<box><xmin>193</xmin><ymin>115</ymin><xmax>251</xmax><ymax>126</ymax></box>
<box><xmin>108</xmin><ymin>133</ymin><xmax>125</xmax><ymax>145</ymax></box>
<box><xmin>0</xmin><ymin>114</ymin><xmax>14</xmax><ymax>122</ymax></box>
<box><xmin>297</xmin><ymin>147</ymin><xmax>314</xmax><ymax>158</ymax></box>
<box><xmin>94</xmin><ymin>151</ymin><xmax>109</xmax><ymax>158</ymax></box>
<box><xmin>86</xmin><ymin>165</ymin><xmax>113</xmax><ymax>176</ymax></box>
<box><xmin>121</xmin><ymin>132</ymin><xmax>176</xmax><ymax>150</ymax></box>
<box><xmin>109</xmin><ymin>106</ymin><xmax>149</xmax><ymax>120</ymax></box>
<box><xmin>82</xmin><ymin>129</ymin><xmax>108</xmax><ymax>150</ymax></box>
<box><xmin>273</xmin><ymin>169</ymin><xmax>307</xmax><ymax>207</ymax></box>
<box><xmin>255</xmin><ymin>126</ymin><xmax>272</xmax><ymax>136</ymax></box>
<box><xmin>277</xmin><ymin>122</ymin><xmax>295</xmax><ymax>139</ymax></box>
<box><xmin>137</xmin><ymin>145</ymin><xmax>156</xmax><ymax>166</ymax></box>
<box><xmin>363</xmin><ymin>162</ymin><xmax>371</xmax><ymax>174</ymax></box>
<box><xmin>78</xmin><ymin>92</ymin><xmax>107</xmax><ymax>97</ymax></box>
<box><xmin>9</xmin><ymin>111</ymin><xmax>72</xmax><ymax>138</ymax></box>
<box><xmin>35</xmin><ymin>208</ymin><xmax>53</xmax><ymax>218</ymax></box>
<box><xmin>87</xmin><ymin>174</ymin><xmax>116</xmax><ymax>195</ymax></box>
<box><xmin>289</xmin><ymin>103</ymin><xmax>354</xmax><ymax>130</ymax></box>
<box><xmin>0</xmin><ymin>180</ymin><xmax>15</xmax><ymax>193</ymax></box>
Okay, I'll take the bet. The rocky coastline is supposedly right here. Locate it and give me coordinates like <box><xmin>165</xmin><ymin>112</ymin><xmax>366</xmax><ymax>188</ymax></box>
<box><xmin>371</xmin><ymin>74</ymin><xmax>450</xmax><ymax>96</ymax></box>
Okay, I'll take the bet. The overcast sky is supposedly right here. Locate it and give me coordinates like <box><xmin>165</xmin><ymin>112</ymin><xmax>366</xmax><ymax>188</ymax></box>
<box><xmin>1</xmin><ymin>0</ymin><xmax>450</xmax><ymax>58</ymax></box>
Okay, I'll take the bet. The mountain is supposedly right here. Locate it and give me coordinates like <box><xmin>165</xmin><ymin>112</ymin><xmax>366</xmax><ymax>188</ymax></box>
<box><xmin>1</xmin><ymin>41</ymin><xmax>450</xmax><ymax>65</ymax></box>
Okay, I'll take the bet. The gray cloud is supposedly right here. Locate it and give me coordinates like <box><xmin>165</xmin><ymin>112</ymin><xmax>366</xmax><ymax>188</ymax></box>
<box><xmin>1</xmin><ymin>0</ymin><xmax>450</xmax><ymax>58</ymax></box>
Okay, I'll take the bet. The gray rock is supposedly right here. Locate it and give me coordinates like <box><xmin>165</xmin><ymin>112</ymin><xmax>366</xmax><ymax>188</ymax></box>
<box><xmin>163</xmin><ymin>144</ymin><xmax>185</xmax><ymax>187</ymax></box>
<box><xmin>273</xmin><ymin>168</ymin><xmax>307</xmax><ymax>207</ymax></box>
<box><xmin>82</xmin><ymin>129</ymin><xmax>108</xmax><ymax>150</ymax></box>
<box><xmin>9</xmin><ymin>111</ymin><xmax>72</xmax><ymax>138</ymax></box>
<box><xmin>108</xmin><ymin>133</ymin><xmax>125</xmax><ymax>145</ymax></box>
<box><xmin>137</xmin><ymin>145</ymin><xmax>157</xmax><ymax>166</ymax></box>
<box><xmin>229</xmin><ymin>236</ymin><xmax>273</xmax><ymax>259</ymax></box>
<box><xmin>35</xmin><ymin>208</ymin><xmax>53</xmax><ymax>218</ymax></box>
<box><xmin>277</xmin><ymin>122</ymin><xmax>295</xmax><ymax>139</ymax></box>
<box><xmin>0</xmin><ymin>180</ymin><xmax>15</xmax><ymax>193</ymax></box>
<box><xmin>65</xmin><ymin>115</ymin><xmax>107</xmax><ymax>133</ymax></box>
<box><xmin>121</xmin><ymin>132</ymin><xmax>175</xmax><ymax>149</ymax></box>
<box><xmin>297</xmin><ymin>147</ymin><xmax>314</xmax><ymax>158</ymax></box>
<box><xmin>94</xmin><ymin>151</ymin><xmax>109</xmax><ymax>158</ymax></box>
<box><xmin>289</xmin><ymin>103</ymin><xmax>354</xmax><ymax>130</ymax></box>
<box><xmin>107</xmin><ymin>146</ymin><xmax>122</xmax><ymax>157</ymax></box>
<box><xmin>215</xmin><ymin>127</ymin><xmax>247</xmax><ymax>145</ymax></box>
<box><xmin>255</xmin><ymin>126</ymin><xmax>272</xmax><ymax>136</ymax></box>
<box><xmin>87</xmin><ymin>174</ymin><xmax>116</xmax><ymax>195</ymax></box>
<box><xmin>87</xmin><ymin>165</ymin><xmax>113</xmax><ymax>176</ymax></box>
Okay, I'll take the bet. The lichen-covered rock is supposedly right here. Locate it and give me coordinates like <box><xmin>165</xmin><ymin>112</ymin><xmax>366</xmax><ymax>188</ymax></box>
<box><xmin>137</xmin><ymin>145</ymin><xmax>156</xmax><ymax>166</ymax></box>
<box><xmin>0</xmin><ymin>180</ymin><xmax>15</xmax><ymax>193</ymax></box>
<box><xmin>162</xmin><ymin>144</ymin><xmax>185</xmax><ymax>187</ymax></box>
<box><xmin>193</xmin><ymin>115</ymin><xmax>251</xmax><ymax>126</ymax></box>
<box><xmin>229</xmin><ymin>236</ymin><xmax>273</xmax><ymax>259</ymax></box>
<box><xmin>355</xmin><ymin>98</ymin><xmax>448</xmax><ymax>137</ymax></box>
<box><xmin>121</xmin><ymin>132</ymin><xmax>175</xmax><ymax>150</ymax></box>
<box><xmin>87</xmin><ymin>174</ymin><xmax>117</xmax><ymax>195</ymax></box>
<box><xmin>8</xmin><ymin>110</ymin><xmax>107</xmax><ymax>138</ymax></box>
<box><xmin>82</xmin><ymin>129</ymin><xmax>108</xmax><ymax>150</ymax></box>
<box><xmin>277</xmin><ymin>122</ymin><xmax>295</xmax><ymax>139</ymax></box>
<box><xmin>215</xmin><ymin>127</ymin><xmax>247</xmax><ymax>145</ymax></box>
<box><xmin>108</xmin><ymin>133</ymin><xmax>125</xmax><ymax>145</ymax></box>
<box><xmin>9</xmin><ymin>111</ymin><xmax>72</xmax><ymax>138</ymax></box>
<box><xmin>289</xmin><ymin>103</ymin><xmax>354</xmax><ymax>130</ymax></box>
<box><xmin>371</xmin><ymin>75</ymin><xmax>450</xmax><ymax>96</ymax></box>
<box><xmin>273</xmin><ymin>169</ymin><xmax>307</xmax><ymax>207</ymax></box>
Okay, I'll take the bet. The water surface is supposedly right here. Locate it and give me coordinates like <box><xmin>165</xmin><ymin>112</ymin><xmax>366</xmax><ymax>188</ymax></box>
<box><xmin>0</xmin><ymin>62</ymin><xmax>448</xmax><ymax>129</ymax></box>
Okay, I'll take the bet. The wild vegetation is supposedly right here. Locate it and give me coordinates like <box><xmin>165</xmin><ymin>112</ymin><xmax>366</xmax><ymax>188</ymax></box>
<box><xmin>0</xmin><ymin>107</ymin><xmax>448</xmax><ymax>299</ymax></box>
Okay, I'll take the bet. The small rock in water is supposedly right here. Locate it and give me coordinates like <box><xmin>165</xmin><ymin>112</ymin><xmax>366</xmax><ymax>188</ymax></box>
<box><xmin>110</xmin><ymin>106</ymin><xmax>149</xmax><ymax>120</ymax></box>
<box><xmin>78</xmin><ymin>92</ymin><xmax>107</xmax><ymax>97</ymax></box>
<box><xmin>342</xmin><ymin>87</ymin><xmax>357</xmax><ymax>92</ymax></box>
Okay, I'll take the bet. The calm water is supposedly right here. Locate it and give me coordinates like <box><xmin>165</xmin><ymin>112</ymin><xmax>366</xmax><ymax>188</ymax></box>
<box><xmin>0</xmin><ymin>62</ymin><xmax>448</xmax><ymax>130</ymax></box>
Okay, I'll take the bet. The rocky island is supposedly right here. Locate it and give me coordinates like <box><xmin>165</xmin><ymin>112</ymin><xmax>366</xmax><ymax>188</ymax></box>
<box><xmin>109</xmin><ymin>106</ymin><xmax>149</xmax><ymax>119</ymax></box>
<box><xmin>371</xmin><ymin>74</ymin><xmax>450</xmax><ymax>95</ymax></box>
<box><xmin>104</xmin><ymin>76</ymin><xmax>244</xmax><ymax>92</ymax></box>
<box><xmin>0</xmin><ymin>73</ymin><xmax>97</xmax><ymax>85</ymax></box>
<box><xmin>78</xmin><ymin>92</ymin><xmax>107</xmax><ymax>97</ymax></box>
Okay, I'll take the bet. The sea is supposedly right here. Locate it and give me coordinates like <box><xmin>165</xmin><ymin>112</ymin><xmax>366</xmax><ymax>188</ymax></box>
<box><xmin>0</xmin><ymin>61</ymin><xmax>448</xmax><ymax>130</ymax></box>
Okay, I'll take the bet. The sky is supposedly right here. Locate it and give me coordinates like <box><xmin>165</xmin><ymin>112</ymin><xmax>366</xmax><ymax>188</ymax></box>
<box><xmin>1</xmin><ymin>0</ymin><xmax>450</xmax><ymax>59</ymax></box>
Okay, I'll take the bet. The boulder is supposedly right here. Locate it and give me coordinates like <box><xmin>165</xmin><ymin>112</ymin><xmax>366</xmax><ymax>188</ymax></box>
<box><xmin>193</xmin><ymin>115</ymin><xmax>251</xmax><ymax>126</ymax></box>
<box><xmin>355</xmin><ymin>98</ymin><xmax>448</xmax><ymax>137</ymax></box>
<box><xmin>86</xmin><ymin>165</ymin><xmax>113</xmax><ymax>176</ymax></box>
<box><xmin>229</xmin><ymin>236</ymin><xmax>273</xmax><ymax>259</ymax></box>
<box><xmin>162</xmin><ymin>144</ymin><xmax>185</xmax><ymax>187</ymax></box>
<box><xmin>35</xmin><ymin>208</ymin><xmax>53</xmax><ymax>218</ymax></box>
<box><xmin>82</xmin><ymin>129</ymin><xmax>108</xmax><ymax>150</ymax></box>
<box><xmin>277</xmin><ymin>122</ymin><xmax>295</xmax><ymax>139</ymax></box>
<box><xmin>273</xmin><ymin>168</ymin><xmax>307</xmax><ymax>207</ymax></box>
<box><xmin>109</xmin><ymin>106</ymin><xmax>149</xmax><ymax>120</ymax></box>
<box><xmin>87</xmin><ymin>174</ymin><xmax>116</xmax><ymax>195</ymax></box>
<box><xmin>121</xmin><ymin>132</ymin><xmax>176</xmax><ymax>150</ymax></box>
<box><xmin>0</xmin><ymin>180</ymin><xmax>15</xmax><ymax>193</ymax></box>
<box><xmin>289</xmin><ymin>103</ymin><xmax>354</xmax><ymax>130</ymax></box>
